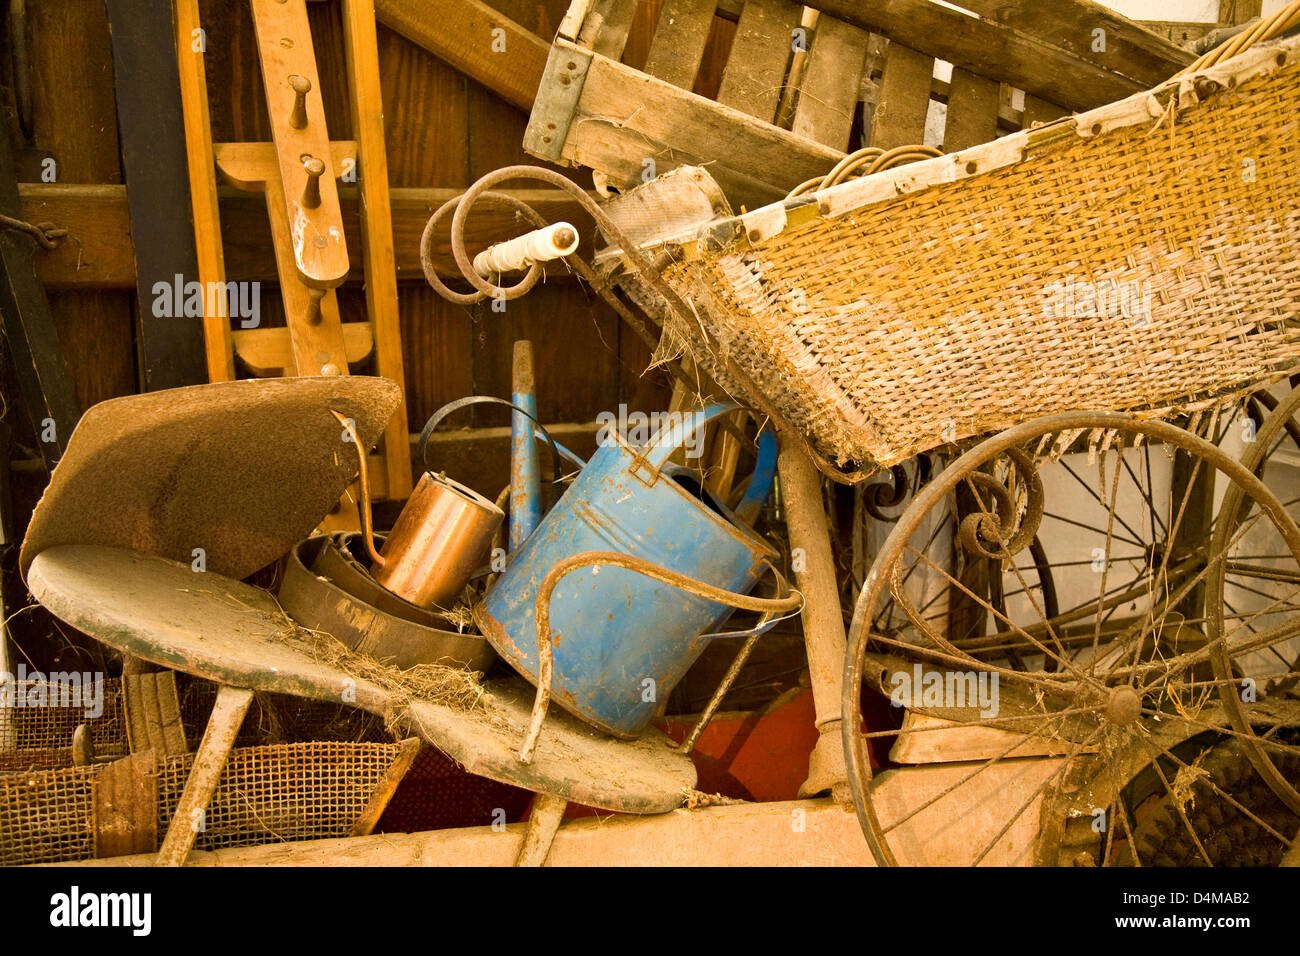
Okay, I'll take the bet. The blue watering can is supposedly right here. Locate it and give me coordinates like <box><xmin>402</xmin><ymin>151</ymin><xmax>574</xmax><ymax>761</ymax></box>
<box><xmin>474</xmin><ymin>403</ymin><xmax>780</xmax><ymax>739</ymax></box>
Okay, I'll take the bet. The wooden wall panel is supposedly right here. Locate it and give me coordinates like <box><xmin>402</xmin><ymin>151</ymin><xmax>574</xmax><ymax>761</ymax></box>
<box><xmin>24</xmin><ymin>1</ymin><xmax>134</xmax><ymax>411</ymax></box>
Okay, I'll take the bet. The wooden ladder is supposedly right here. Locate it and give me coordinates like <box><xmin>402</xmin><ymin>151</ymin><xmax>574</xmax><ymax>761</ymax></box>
<box><xmin>173</xmin><ymin>0</ymin><xmax>412</xmax><ymax>507</ymax></box>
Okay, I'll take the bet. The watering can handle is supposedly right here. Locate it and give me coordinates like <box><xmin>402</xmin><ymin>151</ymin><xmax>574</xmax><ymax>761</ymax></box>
<box><xmin>419</xmin><ymin>395</ymin><xmax>565</xmax><ymax>479</ymax></box>
<box><xmin>637</xmin><ymin>401</ymin><xmax>741</xmax><ymax>472</ymax></box>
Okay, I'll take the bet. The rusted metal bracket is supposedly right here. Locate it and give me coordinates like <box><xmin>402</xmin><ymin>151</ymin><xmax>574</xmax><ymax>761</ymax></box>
<box><xmin>522</xmin><ymin>42</ymin><xmax>591</xmax><ymax>162</ymax></box>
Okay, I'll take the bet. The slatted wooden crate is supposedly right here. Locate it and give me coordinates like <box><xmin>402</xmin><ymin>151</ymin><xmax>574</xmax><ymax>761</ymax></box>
<box><xmin>524</xmin><ymin>0</ymin><xmax>1193</xmax><ymax>208</ymax></box>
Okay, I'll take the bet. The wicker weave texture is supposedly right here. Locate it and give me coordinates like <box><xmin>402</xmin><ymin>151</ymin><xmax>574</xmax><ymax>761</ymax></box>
<box><xmin>662</xmin><ymin>57</ymin><xmax>1300</xmax><ymax>467</ymax></box>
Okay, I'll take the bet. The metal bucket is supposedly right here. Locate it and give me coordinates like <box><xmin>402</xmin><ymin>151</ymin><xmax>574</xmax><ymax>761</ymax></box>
<box><xmin>474</xmin><ymin>403</ymin><xmax>777</xmax><ymax>738</ymax></box>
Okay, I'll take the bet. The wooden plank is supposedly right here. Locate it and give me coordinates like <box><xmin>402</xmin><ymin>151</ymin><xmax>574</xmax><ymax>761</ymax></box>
<box><xmin>378</xmin><ymin>24</ymin><xmax>468</xmax><ymax>188</ymax></box>
<box><xmin>943</xmin><ymin>67</ymin><xmax>999</xmax><ymax>151</ymax></box>
<box><xmin>580</xmin><ymin>0</ymin><xmax>640</xmax><ymax>60</ymax></box>
<box><xmin>799</xmin><ymin>0</ymin><xmax>1163</xmax><ymax>112</ymax></box>
<box><xmin>93</xmin><ymin>751</ymin><xmax>158</xmax><ymax>858</ymax></box>
<box><xmin>561</xmin><ymin>45</ymin><xmax>844</xmax><ymax>207</ymax></box>
<box><xmin>791</xmin><ymin>15</ymin><xmax>870</xmax><ymax>150</ymax></box>
<box><xmin>106</xmin><ymin>0</ymin><xmax>209</xmax><ymax>391</ymax></box>
<box><xmin>20</xmin><ymin>185</ymin><xmax>133</xmax><ymax>290</ymax></box>
<box><xmin>715</xmin><ymin>0</ymin><xmax>801</xmax><ymax>123</ymax></box>
<box><xmin>83</xmin><ymin>759</ymin><xmax>1061</xmax><ymax>866</ymax></box>
<box><xmin>1218</xmin><ymin>0</ymin><xmax>1263</xmax><ymax>26</ymax></box>
<box><xmin>643</xmin><ymin>0</ymin><xmax>716</xmax><ymax>88</ymax></box>
<box><xmin>869</xmin><ymin>43</ymin><xmax>933</xmax><ymax>150</ymax></box>
<box><xmin>342</xmin><ymin>0</ymin><xmax>412</xmax><ymax>499</ymax></box>
<box><xmin>233</xmin><ymin>322</ymin><xmax>374</xmax><ymax>376</ymax></box>
<box><xmin>174</xmin><ymin>0</ymin><xmax>235</xmax><ymax>382</ymax></box>
<box><xmin>374</xmin><ymin>0</ymin><xmax>550</xmax><ymax>112</ymax></box>
<box><xmin>955</xmin><ymin>0</ymin><xmax>1192</xmax><ymax>87</ymax></box>
<box><xmin>420</xmin><ymin>421</ymin><xmax>601</xmax><ymax>494</ymax></box>
<box><xmin>263</xmin><ymin>172</ymin><xmax>351</xmax><ymax>376</ymax></box>
<box><xmin>19</xmin><ymin>185</ymin><xmax>595</xmax><ymax>289</ymax></box>
<box><xmin>249</xmin><ymin>0</ymin><xmax>350</xmax><ymax>289</ymax></box>
<box><xmin>1022</xmin><ymin>94</ymin><xmax>1069</xmax><ymax>128</ymax></box>
<box><xmin>23</xmin><ymin>2</ymin><xmax>135</xmax><ymax>423</ymax></box>
<box><xmin>349</xmin><ymin>737</ymin><xmax>421</xmax><ymax>836</ymax></box>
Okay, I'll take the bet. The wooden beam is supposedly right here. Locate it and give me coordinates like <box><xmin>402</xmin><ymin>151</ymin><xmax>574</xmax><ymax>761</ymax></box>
<box><xmin>956</xmin><ymin>0</ymin><xmax>1192</xmax><ymax>87</ymax></box>
<box><xmin>174</xmin><ymin>0</ymin><xmax>234</xmax><ymax>382</ymax></box>
<box><xmin>0</xmin><ymin>130</ymin><xmax>79</xmax><ymax>469</ymax></box>
<box><xmin>105</xmin><ymin>0</ymin><xmax>209</xmax><ymax>390</ymax></box>
<box><xmin>72</xmin><ymin>759</ymin><xmax>1063</xmax><ymax>866</ymax></box>
<box><xmin>373</xmin><ymin>0</ymin><xmax>549</xmax><ymax>112</ymax></box>
<box><xmin>554</xmin><ymin>44</ymin><xmax>843</xmax><ymax>207</ymax></box>
<box><xmin>21</xmin><ymin>185</ymin><xmax>596</xmax><ymax>288</ymax></box>
<box><xmin>799</xmin><ymin>0</ymin><xmax>1171</xmax><ymax>111</ymax></box>
<box><xmin>342</xmin><ymin>0</ymin><xmax>413</xmax><ymax>500</ymax></box>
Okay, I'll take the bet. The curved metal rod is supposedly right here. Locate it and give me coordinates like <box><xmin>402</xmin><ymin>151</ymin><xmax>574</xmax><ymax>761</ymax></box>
<box><xmin>421</xmin><ymin>165</ymin><xmax>877</xmax><ymax>486</ymax></box>
<box><xmin>331</xmin><ymin>411</ymin><xmax>385</xmax><ymax>568</ymax></box>
<box><xmin>518</xmin><ymin>550</ymin><xmax>804</xmax><ymax>764</ymax></box>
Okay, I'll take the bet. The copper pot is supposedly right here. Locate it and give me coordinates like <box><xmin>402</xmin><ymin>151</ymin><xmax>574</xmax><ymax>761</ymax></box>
<box><xmin>334</xmin><ymin>412</ymin><xmax>503</xmax><ymax>610</ymax></box>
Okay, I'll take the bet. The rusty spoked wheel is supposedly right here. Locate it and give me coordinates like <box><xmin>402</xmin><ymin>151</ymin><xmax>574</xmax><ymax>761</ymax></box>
<box><xmin>1207</xmin><ymin>383</ymin><xmax>1300</xmax><ymax>817</ymax></box>
<box><xmin>842</xmin><ymin>411</ymin><xmax>1300</xmax><ymax>867</ymax></box>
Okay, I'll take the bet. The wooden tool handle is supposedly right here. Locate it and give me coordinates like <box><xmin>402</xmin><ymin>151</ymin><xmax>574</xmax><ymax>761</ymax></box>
<box><xmin>473</xmin><ymin>222</ymin><xmax>579</xmax><ymax>277</ymax></box>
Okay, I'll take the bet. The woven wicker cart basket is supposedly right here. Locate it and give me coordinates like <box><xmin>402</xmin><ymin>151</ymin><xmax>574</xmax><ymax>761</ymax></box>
<box><xmin>615</xmin><ymin>36</ymin><xmax>1300</xmax><ymax>471</ymax></box>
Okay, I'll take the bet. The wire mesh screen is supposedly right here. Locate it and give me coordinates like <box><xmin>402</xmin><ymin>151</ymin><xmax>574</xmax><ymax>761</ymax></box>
<box><xmin>155</xmin><ymin>741</ymin><xmax>404</xmax><ymax>851</ymax></box>
<box><xmin>0</xmin><ymin>678</ymin><xmax>127</xmax><ymax>772</ymax></box>
<box><xmin>0</xmin><ymin>740</ymin><xmax>407</xmax><ymax>864</ymax></box>
<box><xmin>0</xmin><ymin>764</ymin><xmax>100</xmax><ymax>865</ymax></box>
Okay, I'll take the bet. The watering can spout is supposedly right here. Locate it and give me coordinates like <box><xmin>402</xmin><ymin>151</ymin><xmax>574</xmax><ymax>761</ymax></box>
<box><xmin>332</xmin><ymin>410</ymin><xmax>386</xmax><ymax>568</ymax></box>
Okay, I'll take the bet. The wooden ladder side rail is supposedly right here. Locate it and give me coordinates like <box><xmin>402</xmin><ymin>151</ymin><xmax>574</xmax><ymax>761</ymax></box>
<box><xmin>342</xmin><ymin>0</ymin><xmax>412</xmax><ymax>499</ymax></box>
<box><xmin>175</xmin><ymin>0</ymin><xmax>235</xmax><ymax>383</ymax></box>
